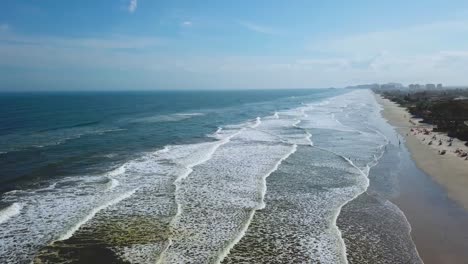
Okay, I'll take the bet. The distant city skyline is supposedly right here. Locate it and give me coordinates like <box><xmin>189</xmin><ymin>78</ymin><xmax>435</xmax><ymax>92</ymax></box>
<box><xmin>1</xmin><ymin>0</ymin><xmax>468</xmax><ymax>91</ymax></box>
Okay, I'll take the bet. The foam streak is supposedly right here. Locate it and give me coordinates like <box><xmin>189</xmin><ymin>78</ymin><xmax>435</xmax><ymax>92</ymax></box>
<box><xmin>156</xmin><ymin>129</ymin><xmax>244</xmax><ymax>264</ymax></box>
<box><xmin>58</xmin><ymin>189</ymin><xmax>137</xmax><ymax>241</ymax></box>
<box><xmin>0</xmin><ymin>203</ymin><xmax>23</xmax><ymax>225</ymax></box>
<box><xmin>215</xmin><ymin>144</ymin><xmax>297</xmax><ymax>263</ymax></box>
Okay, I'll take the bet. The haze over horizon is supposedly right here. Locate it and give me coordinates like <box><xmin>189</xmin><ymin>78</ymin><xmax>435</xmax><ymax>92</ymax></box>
<box><xmin>1</xmin><ymin>0</ymin><xmax>468</xmax><ymax>91</ymax></box>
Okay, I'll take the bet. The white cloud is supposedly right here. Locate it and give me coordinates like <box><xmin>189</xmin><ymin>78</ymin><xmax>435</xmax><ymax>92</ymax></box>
<box><xmin>128</xmin><ymin>0</ymin><xmax>137</xmax><ymax>13</ymax></box>
<box><xmin>238</xmin><ymin>21</ymin><xmax>278</xmax><ymax>35</ymax></box>
<box><xmin>310</xmin><ymin>19</ymin><xmax>468</xmax><ymax>56</ymax></box>
<box><xmin>0</xmin><ymin>33</ymin><xmax>165</xmax><ymax>50</ymax></box>
<box><xmin>0</xmin><ymin>23</ymin><xmax>9</xmax><ymax>32</ymax></box>
<box><xmin>181</xmin><ymin>21</ymin><xmax>192</xmax><ymax>27</ymax></box>
<box><xmin>3</xmin><ymin>36</ymin><xmax>468</xmax><ymax>89</ymax></box>
<box><xmin>2</xmin><ymin>18</ymin><xmax>468</xmax><ymax>89</ymax></box>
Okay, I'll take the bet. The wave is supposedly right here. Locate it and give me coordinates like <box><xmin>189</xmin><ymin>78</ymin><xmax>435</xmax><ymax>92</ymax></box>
<box><xmin>0</xmin><ymin>146</ymin><xmax>168</xmax><ymax>263</ymax></box>
<box><xmin>157</xmin><ymin>127</ymin><xmax>245</xmax><ymax>263</ymax></box>
<box><xmin>0</xmin><ymin>89</ymin><xmax>410</xmax><ymax>263</ymax></box>
<box><xmin>57</xmin><ymin>189</ymin><xmax>137</xmax><ymax>241</ymax></box>
<box><xmin>307</xmin><ymin>91</ymin><xmax>394</xmax><ymax>264</ymax></box>
<box><xmin>156</xmin><ymin>110</ymin><xmax>311</xmax><ymax>263</ymax></box>
<box><xmin>316</xmin><ymin>145</ymin><xmax>372</xmax><ymax>264</ymax></box>
<box><xmin>0</xmin><ymin>127</ymin><xmax>125</xmax><ymax>154</ymax></box>
<box><xmin>103</xmin><ymin>166</ymin><xmax>125</xmax><ymax>190</ymax></box>
<box><xmin>0</xmin><ymin>203</ymin><xmax>23</xmax><ymax>225</ymax></box>
<box><xmin>37</xmin><ymin>121</ymin><xmax>101</xmax><ymax>133</ymax></box>
<box><xmin>215</xmin><ymin>143</ymin><xmax>298</xmax><ymax>263</ymax></box>
<box><xmin>251</xmin><ymin>117</ymin><xmax>262</xmax><ymax>128</ymax></box>
<box><xmin>292</xmin><ymin>119</ymin><xmax>301</xmax><ymax>127</ymax></box>
<box><xmin>106</xmin><ymin>165</ymin><xmax>126</xmax><ymax>178</ymax></box>
<box><xmin>383</xmin><ymin>199</ymin><xmax>424</xmax><ymax>262</ymax></box>
<box><xmin>306</xmin><ymin>131</ymin><xmax>313</xmax><ymax>146</ymax></box>
<box><xmin>132</xmin><ymin>112</ymin><xmax>205</xmax><ymax>123</ymax></box>
<box><xmin>174</xmin><ymin>113</ymin><xmax>204</xmax><ymax>117</ymax></box>
<box><xmin>94</xmin><ymin>128</ymin><xmax>127</xmax><ymax>135</ymax></box>
<box><xmin>106</xmin><ymin>178</ymin><xmax>119</xmax><ymax>190</ymax></box>
<box><xmin>220</xmin><ymin>90</ymin><xmax>393</xmax><ymax>263</ymax></box>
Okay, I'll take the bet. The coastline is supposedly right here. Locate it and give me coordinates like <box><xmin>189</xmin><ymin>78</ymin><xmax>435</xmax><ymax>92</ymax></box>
<box><xmin>374</xmin><ymin>92</ymin><xmax>468</xmax><ymax>263</ymax></box>
<box><xmin>374</xmin><ymin>93</ymin><xmax>468</xmax><ymax>211</ymax></box>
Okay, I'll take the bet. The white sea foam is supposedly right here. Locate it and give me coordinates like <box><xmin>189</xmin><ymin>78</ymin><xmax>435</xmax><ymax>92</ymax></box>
<box><xmin>106</xmin><ymin>165</ymin><xmax>126</xmax><ymax>177</ymax></box>
<box><xmin>0</xmin><ymin>203</ymin><xmax>23</xmax><ymax>225</ymax></box>
<box><xmin>174</xmin><ymin>112</ymin><xmax>204</xmax><ymax>117</ymax></box>
<box><xmin>0</xmin><ymin>89</ymin><xmax>403</xmax><ymax>264</ymax></box>
<box><xmin>58</xmin><ymin>189</ymin><xmax>137</xmax><ymax>241</ymax></box>
<box><xmin>215</xmin><ymin>143</ymin><xmax>297</xmax><ymax>263</ymax></box>
<box><xmin>292</xmin><ymin>119</ymin><xmax>301</xmax><ymax>127</ymax></box>
<box><xmin>221</xmin><ymin>90</ymin><xmax>395</xmax><ymax>264</ymax></box>
<box><xmin>102</xmin><ymin>153</ymin><xmax>118</xmax><ymax>158</ymax></box>
<box><xmin>251</xmin><ymin>116</ymin><xmax>262</xmax><ymax>128</ymax></box>
<box><xmin>95</xmin><ymin>128</ymin><xmax>127</xmax><ymax>135</ymax></box>
<box><xmin>156</xmin><ymin>128</ymin><xmax>245</xmax><ymax>264</ymax></box>
<box><xmin>221</xmin><ymin>144</ymin><xmax>366</xmax><ymax>263</ymax></box>
<box><xmin>331</xmin><ymin>152</ymin><xmax>371</xmax><ymax>264</ymax></box>
<box><xmin>106</xmin><ymin>178</ymin><xmax>120</xmax><ymax>190</ymax></box>
<box><xmin>132</xmin><ymin>112</ymin><xmax>204</xmax><ymax>123</ymax></box>
<box><xmin>306</xmin><ymin>131</ymin><xmax>313</xmax><ymax>146</ymax></box>
<box><xmin>3</xmin><ymin>189</ymin><xmax>22</xmax><ymax>195</ymax></box>
<box><xmin>282</xmin><ymin>141</ymin><xmax>371</xmax><ymax>264</ymax></box>
<box><xmin>382</xmin><ymin>199</ymin><xmax>424</xmax><ymax>262</ymax></box>
<box><xmin>156</xmin><ymin>111</ymin><xmax>310</xmax><ymax>263</ymax></box>
<box><xmin>307</xmin><ymin>90</ymin><xmax>391</xmax><ymax>263</ymax></box>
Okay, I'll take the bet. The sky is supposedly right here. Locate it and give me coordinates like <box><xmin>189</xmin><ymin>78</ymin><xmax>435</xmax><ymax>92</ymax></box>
<box><xmin>1</xmin><ymin>0</ymin><xmax>468</xmax><ymax>91</ymax></box>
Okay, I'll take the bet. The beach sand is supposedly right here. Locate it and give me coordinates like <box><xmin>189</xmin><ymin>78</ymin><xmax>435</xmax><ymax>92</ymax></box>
<box><xmin>375</xmin><ymin>93</ymin><xmax>468</xmax><ymax>264</ymax></box>
<box><xmin>375</xmin><ymin>94</ymin><xmax>468</xmax><ymax>211</ymax></box>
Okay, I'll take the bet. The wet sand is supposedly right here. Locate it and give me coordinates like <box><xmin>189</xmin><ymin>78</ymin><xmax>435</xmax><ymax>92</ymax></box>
<box><xmin>338</xmin><ymin>140</ymin><xmax>423</xmax><ymax>264</ymax></box>
<box><xmin>375</xmin><ymin>94</ymin><xmax>468</xmax><ymax>211</ymax></box>
<box><xmin>375</xmin><ymin>93</ymin><xmax>468</xmax><ymax>264</ymax></box>
<box><xmin>394</xmin><ymin>155</ymin><xmax>468</xmax><ymax>264</ymax></box>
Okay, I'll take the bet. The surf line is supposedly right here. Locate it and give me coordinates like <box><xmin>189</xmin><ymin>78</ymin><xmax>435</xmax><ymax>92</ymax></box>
<box><xmin>312</xmin><ymin>143</ymin><xmax>387</xmax><ymax>264</ymax></box>
<box><xmin>214</xmin><ymin>143</ymin><xmax>298</xmax><ymax>264</ymax></box>
<box><xmin>156</xmin><ymin>128</ymin><xmax>246</xmax><ymax>264</ymax></box>
<box><xmin>0</xmin><ymin>203</ymin><xmax>23</xmax><ymax>225</ymax></box>
<box><xmin>57</xmin><ymin>189</ymin><xmax>137</xmax><ymax>241</ymax></box>
<box><xmin>251</xmin><ymin>116</ymin><xmax>262</xmax><ymax>128</ymax></box>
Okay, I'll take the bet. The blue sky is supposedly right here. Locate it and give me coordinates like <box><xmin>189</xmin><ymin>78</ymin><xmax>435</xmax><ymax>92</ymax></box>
<box><xmin>1</xmin><ymin>0</ymin><xmax>468</xmax><ymax>90</ymax></box>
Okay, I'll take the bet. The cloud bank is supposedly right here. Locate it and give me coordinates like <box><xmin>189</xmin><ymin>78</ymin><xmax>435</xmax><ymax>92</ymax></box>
<box><xmin>238</xmin><ymin>21</ymin><xmax>279</xmax><ymax>35</ymax></box>
<box><xmin>1</xmin><ymin>17</ymin><xmax>468</xmax><ymax>90</ymax></box>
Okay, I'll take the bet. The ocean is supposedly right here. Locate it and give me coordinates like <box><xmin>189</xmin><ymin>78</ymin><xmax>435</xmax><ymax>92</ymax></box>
<box><xmin>0</xmin><ymin>89</ymin><xmax>421</xmax><ymax>263</ymax></box>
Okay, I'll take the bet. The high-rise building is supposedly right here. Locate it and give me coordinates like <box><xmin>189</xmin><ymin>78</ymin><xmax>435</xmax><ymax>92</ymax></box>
<box><xmin>409</xmin><ymin>84</ymin><xmax>422</xmax><ymax>91</ymax></box>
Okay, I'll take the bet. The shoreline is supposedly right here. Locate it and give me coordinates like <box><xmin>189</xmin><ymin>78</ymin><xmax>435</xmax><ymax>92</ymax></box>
<box><xmin>374</xmin><ymin>93</ymin><xmax>468</xmax><ymax>211</ymax></box>
<box><xmin>374</xmin><ymin>92</ymin><xmax>468</xmax><ymax>263</ymax></box>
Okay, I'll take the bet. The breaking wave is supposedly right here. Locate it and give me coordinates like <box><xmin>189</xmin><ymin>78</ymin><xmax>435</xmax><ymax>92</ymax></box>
<box><xmin>0</xmin><ymin>90</ymin><xmax>420</xmax><ymax>264</ymax></box>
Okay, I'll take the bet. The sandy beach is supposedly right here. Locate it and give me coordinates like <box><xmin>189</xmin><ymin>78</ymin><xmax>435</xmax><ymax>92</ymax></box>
<box><xmin>375</xmin><ymin>93</ymin><xmax>468</xmax><ymax>264</ymax></box>
<box><xmin>375</xmin><ymin>94</ymin><xmax>468</xmax><ymax>211</ymax></box>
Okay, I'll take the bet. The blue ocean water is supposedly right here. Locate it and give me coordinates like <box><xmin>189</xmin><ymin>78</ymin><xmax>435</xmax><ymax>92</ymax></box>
<box><xmin>0</xmin><ymin>89</ymin><xmax>422</xmax><ymax>264</ymax></box>
<box><xmin>0</xmin><ymin>89</ymin><xmax>341</xmax><ymax>190</ymax></box>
